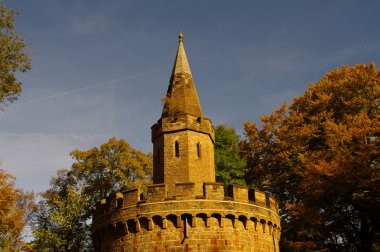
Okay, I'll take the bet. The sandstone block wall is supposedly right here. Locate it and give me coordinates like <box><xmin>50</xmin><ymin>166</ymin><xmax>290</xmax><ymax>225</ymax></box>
<box><xmin>152</xmin><ymin>114</ymin><xmax>215</xmax><ymax>196</ymax></box>
<box><xmin>92</xmin><ymin>183</ymin><xmax>281</xmax><ymax>252</ymax></box>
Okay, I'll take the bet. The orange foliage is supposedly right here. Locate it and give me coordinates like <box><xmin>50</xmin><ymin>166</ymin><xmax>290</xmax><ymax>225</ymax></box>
<box><xmin>0</xmin><ymin>169</ymin><xmax>24</xmax><ymax>233</ymax></box>
<box><xmin>0</xmin><ymin>168</ymin><xmax>35</xmax><ymax>249</ymax></box>
<box><xmin>242</xmin><ymin>63</ymin><xmax>380</xmax><ymax>251</ymax></box>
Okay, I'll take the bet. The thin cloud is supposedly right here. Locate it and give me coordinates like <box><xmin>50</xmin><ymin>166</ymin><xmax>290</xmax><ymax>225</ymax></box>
<box><xmin>7</xmin><ymin>68</ymin><xmax>164</xmax><ymax>109</ymax></box>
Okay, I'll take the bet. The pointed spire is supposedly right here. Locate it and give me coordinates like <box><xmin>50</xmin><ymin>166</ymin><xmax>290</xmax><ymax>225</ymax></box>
<box><xmin>163</xmin><ymin>32</ymin><xmax>203</xmax><ymax>118</ymax></box>
<box><xmin>171</xmin><ymin>32</ymin><xmax>192</xmax><ymax>77</ymax></box>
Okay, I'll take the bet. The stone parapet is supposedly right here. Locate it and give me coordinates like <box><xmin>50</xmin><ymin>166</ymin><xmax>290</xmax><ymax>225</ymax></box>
<box><xmin>92</xmin><ymin>183</ymin><xmax>280</xmax><ymax>251</ymax></box>
<box><xmin>93</xmin><ymin>183</ymin><xmax>279</xmax><ymax>220</ymax></box>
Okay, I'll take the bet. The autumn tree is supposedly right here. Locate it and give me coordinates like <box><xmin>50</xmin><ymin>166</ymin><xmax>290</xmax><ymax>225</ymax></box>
<box><xmin>70</xmin><ymin>137</ymin><xmax>152</xmax><ymax>216</ymax></box>
<box><xmin>0</xmin><ymin>4</ymin><xmax>31</xmax><ymax>107</ymax></box>
<box><xmin>0</xmin><ymin>7</ymin><xmax>33</xmax><ymax>247</ymax></box>
<box><xmin>0</xmin><ymin>168</ymin><xmax>36</xmax><ymax>251</ymax></box>
<box><xmin>242</xmin><ymin>63</ymin><xmax>380</xmax><ymax>251</ymax></box>
<box><xmin>214</xmin><ymin>124</ymin><xmax>247</xmax><ymax>188</ymax></box>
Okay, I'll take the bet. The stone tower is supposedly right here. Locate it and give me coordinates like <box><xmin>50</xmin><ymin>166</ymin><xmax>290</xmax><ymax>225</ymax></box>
<box><xmin>151</xmin><ymin>32</ymin><xmax>215</xmax><ymax>197</ymax></box>
<box><xmin>92</xmin><ymin>33</ymin><xmax>281</xmax><ymax>252</ymax></box>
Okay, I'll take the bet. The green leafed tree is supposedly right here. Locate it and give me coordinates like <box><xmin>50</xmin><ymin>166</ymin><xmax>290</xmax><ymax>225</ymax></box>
<box><xmin>214</xmin><ymin>124</ymin><xmax>247</xmax><ymax>188</ymax></box>
<box><xmin>32</xmin><ymin>138</ymin><xmax>153</xmax><ymax>250</ymax></box>
<box><xmin>241</xmin><ymin>62</ymin><xmax>380</xmax><ymax>251</ymax></box>
<box><xmin>32</xmin><ymin>170</ymin><xmax>90</xmax><ymax>252</ymax></box>
<box><xmin>0</xmin><ymin>4</ymin><xmax>31</xmax><ymax>107</ymax></box>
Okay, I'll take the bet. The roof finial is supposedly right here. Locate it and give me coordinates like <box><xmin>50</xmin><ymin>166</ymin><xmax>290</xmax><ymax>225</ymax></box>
<box><xmin>178</xmin><ymin>32</ymin><xmax>183</xmax><ymax>42</ymax></box>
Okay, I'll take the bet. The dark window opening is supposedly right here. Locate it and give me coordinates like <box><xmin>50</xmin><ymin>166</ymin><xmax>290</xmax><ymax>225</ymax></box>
<box><xmin>175</xmin><ymin>141</ymin><xmax>179</xmax><ymax>157</ymax></box>
<box><xmin>197</xmin><ymin>143</ymin><xmax>201</xmax><ymax>158</ymax></box>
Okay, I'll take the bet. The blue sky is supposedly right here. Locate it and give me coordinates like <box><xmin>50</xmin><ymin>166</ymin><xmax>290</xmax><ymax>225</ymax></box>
<box><xmin>1</xmin><ymin>0</ymin><xmax>380</xmax><ymax>193</ymax></box>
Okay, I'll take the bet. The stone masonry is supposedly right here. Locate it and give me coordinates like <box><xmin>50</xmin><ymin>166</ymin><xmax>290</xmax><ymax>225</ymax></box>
<box><xmin>92</xmin><ymin>33</ymin><xmax>281</xmax><ymax>252</ymax></box>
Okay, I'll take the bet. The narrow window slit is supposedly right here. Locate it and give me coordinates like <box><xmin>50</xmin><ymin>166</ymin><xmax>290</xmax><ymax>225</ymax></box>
<box><xmin>197</xmin><ymin>143</ymin><xmax>201</xmax><ymax>158</ymax></box>
<box><xmin>175</xmin><ymin>141</ymin><xmax>180</xmax><ymax>157</ymax></box>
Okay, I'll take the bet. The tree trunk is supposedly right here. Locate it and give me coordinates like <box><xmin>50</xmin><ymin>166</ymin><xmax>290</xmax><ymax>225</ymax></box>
<box><xmin>358</xmin><ymin>216</ymin><xmax>373</xmax><ymax>252</ymax></box>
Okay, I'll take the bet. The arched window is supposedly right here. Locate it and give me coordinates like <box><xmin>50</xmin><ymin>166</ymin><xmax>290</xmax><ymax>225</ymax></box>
<box><xmin>175</xmin><ymin>141</ymin><xmax>179</xmax><ymax>157</ymax></box>
<box><xmin>197</xmin><ymin>143</ymin><xmax>201</xmax><ymax>158</ymax></box>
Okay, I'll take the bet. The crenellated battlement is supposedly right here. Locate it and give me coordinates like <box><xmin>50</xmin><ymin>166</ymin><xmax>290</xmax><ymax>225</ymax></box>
<box><xmin>93</xmin><ymin>182</ymin><xmax>279</xmax><ymax>221</ymax></box>
<box><xmin>151</xmin><ymin>114</ymin><xmax>215</xmax><ymax>143</ymax></box>
<box><xmin>92</xmin><ymin>182</ymin><xmax>281</xmax><ymax>251</ymax></box>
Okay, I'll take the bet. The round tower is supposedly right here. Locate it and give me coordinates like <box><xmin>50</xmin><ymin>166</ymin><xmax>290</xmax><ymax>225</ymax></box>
<box><xmin>92</xmin><ymin>33</ymin><xmax>281</xmax><ymax>252</ymax></box>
